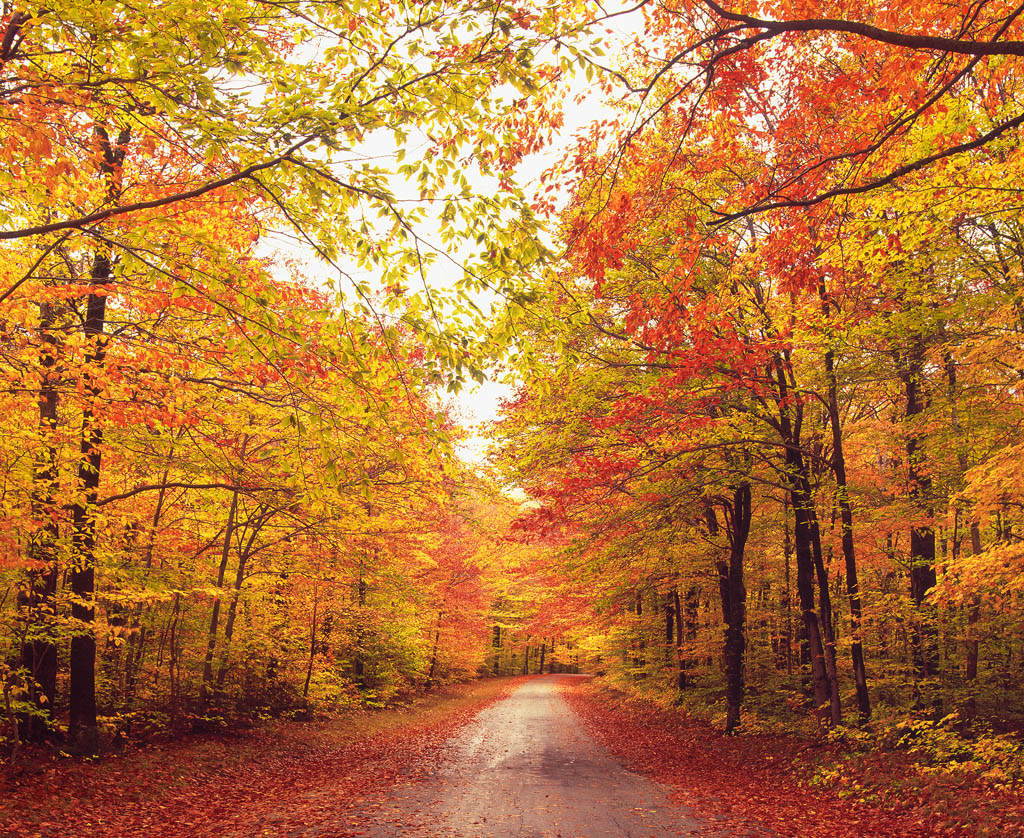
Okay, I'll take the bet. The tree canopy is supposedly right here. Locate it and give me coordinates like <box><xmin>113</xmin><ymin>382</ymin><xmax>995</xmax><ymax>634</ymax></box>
<box><xmin>2</xmin><ymin>4</ymin><xmax>1024</xmax><ymax>801</ymax></box>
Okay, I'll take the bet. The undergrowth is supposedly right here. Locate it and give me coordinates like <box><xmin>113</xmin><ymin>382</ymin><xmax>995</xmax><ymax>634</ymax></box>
<box><xmin>597</xmin><ymin>670</ymin><xmax>1024</xmax><ymax>832</ymax></box>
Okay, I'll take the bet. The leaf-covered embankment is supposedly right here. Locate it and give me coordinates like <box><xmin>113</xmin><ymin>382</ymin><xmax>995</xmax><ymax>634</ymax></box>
<box><xmin>1</xmin><ymin>677</ymin><xmax>522</xmax><ymax>838</ymax></box>
<box><xmin>562</xmin><ymin>678</ymin><xmax>1023</xmax><ymax>838</ymax></box>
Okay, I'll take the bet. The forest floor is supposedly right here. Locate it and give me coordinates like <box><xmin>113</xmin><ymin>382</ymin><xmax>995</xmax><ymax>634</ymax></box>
<box><xmin>564</xmin><ymin>678</ymin><xmax>1024</xmax><ymax>838</ymax></box>
<box><xmin>3</xmin><ymin>675</ymin><xmax>1022</xmax><ymax>837</ymax></box>
<box><xmin>0</xmin><ymin>677</ymin><xmax>522</xmax><ymax>838</ymax></box>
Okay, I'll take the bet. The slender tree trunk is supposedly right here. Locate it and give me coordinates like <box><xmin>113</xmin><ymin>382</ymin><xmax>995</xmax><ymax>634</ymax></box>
<box><xmin>782</xmin><ymin>496</ymin><xmax>794</xmax><ymax>675</ymax></box>
<box><xmin>708</xmin><ymin>486</ymin><xmax>752</xmax><ymax>734</ymax></box>
<box><xmin>214</xmin><ymin>511</ymin><xmax>269</xmax><ymax>693</ymax></box>
<box><xmin>303</xmin><ymin>584</ymin><xmax>320</xmax><ymax>699</ymax></box>
<box><xmin>664</xmin><ymin>592</ymin><xmax>674</xmax><ymax>669</ymax></box>
<box><xmin>964</xmin><ymin>522</ymin><xmax>982</xmax><ymax>710</ymax></box>
<box><xmin>823</xmin><ymin>332</ymin><xmax>871</xmax><ymax>720</ymax></box>
<box><xmin>18</xmin><ymin>301</ymin><xmax>61</xmax><ymax>740</ymax></box>
<box><xmin>633</xmin><ymin>592</ymin><xmax>645</xmax><ymax>674</ymax></box>
<box><xmin>354</xmin><ymin>574</ymin><xmax>368</xmax><ymax>685</ymax></box>
<box><xmin>774</xmin><ymin>354</ymin><xmax>835</xmax><ymax>724</ymax></box>
<box><xmin>673</xmin><ymin>587</ymin><xmax>686</xmax><ymax>690</ymax></box>
<box><xmin>199</xmin><ymin>490</ymin><xmax>238</xmax><ymax>706</ymax></box>
<box><xmin>685</xmin><ymin>587</ymin><xmax>699</xmax><ymax>658</ymax></box>
<box><xmin>67</xmin><ymin>126</ymin><xmax>130</xmax><ymax>753</ymax></box>
<box><xmin>124</xmin><ymin>465</ymin><xmax>172</xmax><ymax>707</ymax></box>
<box><xmin>427</xmin><ymin>609</ymin><xmax>444</xmax><ymax>684</ymax></box>
<box><xmin>790</xmin><ymin>470</ymin><xmax>834</xmax><ymax>722</ymax></box>
<box><xmin>946</xmin><ymin>354</ymin><xmax>982</xmax><ymax>715</ymax></box>
<box><xmin>808</xmin><ymin>498</ymin><xmax>843</xmax><ymax>725</ymax></box>
<box><xmin>143</xmin><ymin>465</ymin><xmax>171</xmax><ymax>572</ymax></box>
<box><xmin>214</xmin><ymin>543</ymin><xmax>254</xmax><ymax>690</ymax></box>
<box><xmin>902</xmin><ymin>344</ymin><xmax>939</xmax><ymax>694</ymax></box>
<box><xmin>725</xmin><ymin>487</ymin><xmax>751</xmax><ymax>733</ymax></box>
<box><xmin>68</xmin><ymin>252</ymin><xmax>110</xmax><ymax>754</ymax></box>
<box><xmin>167</xmin><ymin>593</ymin><xmax>182</xmax><ymax>726</ymax></box>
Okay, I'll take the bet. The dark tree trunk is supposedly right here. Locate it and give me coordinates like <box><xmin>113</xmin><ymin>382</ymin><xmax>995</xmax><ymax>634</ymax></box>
<box><xmin>946</xmin><ymin>354</ymin><xmax>982</xmax><ymax>715</ymax></box>
<box><xmin>199</xmin><ymin>490</ymin><xmax>237</xmax><ymax>706</ymax></box>
<box><xmin>781</xmin><ymin>496</ymin><xmax>794</xmax><ymax>675</ymax></box>
<box><xmin>673</xmin><ymin>587</ymin><xmax>686</xmax><ymax>690</ymax></box>
<box><xmin>214</xmin><ymin>543</ymin><xmax>254</xmax><ymax>690</ymax></box>
<box><xmin>633</xmin><ymin>592</ymin><xmax>645</xmax><ymax>674</ymax></box>
<box><xmin>664</xmin><ymin>593</ymin><xmax>674</xmax><ymax>655</ymax></box>
<box><xmin>902</xmin><ymin>343</ymin><xmax>939</xmax><ymax>689</ymax></box>
<box><xmin>215</xmin><ymin>513</ymin><xmax>267</xmax><ymax>692</ymax></box>
<box><xmin>68</xmin><ymin>253</ymin><xmax>110</xmax><ymax>754</ymax></box>
<box><xmin>67</xmin><ymin>126</ymin><xmax>130</xmax><ymax>753</ymax></box>
<box><xmin>303</xmin><ymin>586</ymin><xmax>320</xmax><ymax>699</ymax></box>
<box><xmin>823</xmin><ymin>327</ymin><xmax>871</xmax><ymax>720</ymax></box>
<box><xmin>707</xmin><ymin>485</ymin><xmax>752</xmax><ymax>734</ymax></box>
<box><xmin>724</xmin><ymin>486</ymin><xmax>751</xmax><ymax>733</ymax></box>
<box><xmin>807</xmin><ymin>496</ymin><xmax>843</xmax><ymax>725</ymax></box>
<box><xmin>355</xmin><ymin>575</ymin><xmax>368</xmax><ymax>685</ymax></box>
<box><xmin>790</xmin><ymin>471</ymin><xmax>839</xmax><ymax>724</ymax></box>
<box><xmin>427</xmin><ymin>609</ymin><xmax>443</xmax><ymax>684</ymax></box>
<box><xmin>964</xmin><ymin>522</ymin><xmax>982</xmax><ymax>715</ymax></box>
<box><xmin>167</xmin><ymin>593</ymin><xmax>182</xmax><ymax>726</ymax></box>
<box><xmin>18</xmin><ymin>302</ymin><xmax>61</xmax><ymax>740</ymax></box>
<box><xmin>773</xmin><ymin>353</ymin><xmax>836</xmax><ymax>724</ymax></box>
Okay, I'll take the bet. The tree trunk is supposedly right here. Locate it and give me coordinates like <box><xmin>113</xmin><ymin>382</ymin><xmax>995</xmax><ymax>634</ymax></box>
<box><xmin>18</xmin><ymin>301</ymin><xmax>61</xmax><ymax>741</ymax></box>
<box><xmin>807</xmin><ymin>496</ymin><xmax>843</xmax><ymax>725</ymax></box>
<box><xmin>214</xmin><ymin>513</ymin><xmax>267</xmax><ymax>692</ymax></box>
<box><xmin>68</xmin><ymin>252</ymin><xmax>110</xmax><ymax>754</ymax></box>
<box><xmin>67</xmin><ymin>125</ymin><xmax>130</xmax><ymax>753</ymax></box>
<box><xmin>781</xmin><ymin>496</ymin><xmax>794</xmax><ymax>675</ymax></box>
<box><xmin>902</xmin><ymin>343</ymin><xmax>939</xmax><ymax>692</ymax></box>
<box><xmin>427</xmin><ymin>609</ymin><xmax>444</xmax><ymax>684</ymax></box>
<box><xmin>773</xmin><ymin>353</ymin><xmax>835</xmax><ymax>725</ymax></box>
<box><xmin>823</xmin><ymin>334</ymin><xmax>871</xmax><ymax>720</ymax></box>
<box><xmin>167</xmin><ymin>593</ymin><xmax>182</xmax><ymax>726</ymax></box>
<box><xmin>303</xmin><ymin>585</ymin><xmax>320</xmax><ymax>699</ymax></box>
<box><xmin>214</xmin><ymin>545</ymin><xmax>253</xmax><ymax>691</ymax></box>
<box><xmin>673</xmin><ymin>587</ymin><xmax>686</xmax><ymax>690</ymax></box>
<box><xmin>708</xmin><ymin>487</ymin><xmax>751</xmax><ymax>734</ymax></box>
<box><xmin>725</xmin><ymin>487</ymin><xmax>751</xmax><ymax>733</ymax></box>
<box><xmin>964</xmin><ymin>521</ymin><xmax>982</xmax><ymax>715</ymax></box>
<box><xmin>199</xmin><ymin>490</ymin><xmax>238</xmax><ymax>706</ymax></box>
<box><xmin>946</xmin><ymin>354</ymin><xmax>982</xmax><ymax>715</ymax></box>
<box><xmin>354</xmin><ymin>575</ymin><xmax>368</xmax><ymax>685</ymax></box>
<box><xmin>664</xmin><ymin>592</ymin><xmax>674</xmax><ymax>670</ymax></box>
<box><xmin>123</xmin><ymin>464</ymin><xmax>172</xmax><ymax>707</ymax></box>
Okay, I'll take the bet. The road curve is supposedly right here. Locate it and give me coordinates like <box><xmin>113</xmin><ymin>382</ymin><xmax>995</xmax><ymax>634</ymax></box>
<box><xmin>351</xmin><ymin>675</ymin><xmax>730</xmax><ymax>838</ymax></box>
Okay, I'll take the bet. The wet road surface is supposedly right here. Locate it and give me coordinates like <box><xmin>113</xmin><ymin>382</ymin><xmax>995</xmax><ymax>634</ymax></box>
<box><xmin>351</xmin><ymin>675</ymin><xmax>733</xmax><ymax>838</ymax></box>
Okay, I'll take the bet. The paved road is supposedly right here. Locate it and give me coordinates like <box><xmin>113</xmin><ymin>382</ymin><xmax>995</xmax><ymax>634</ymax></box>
<box><xmin>352</xmin><ymin>675</ymin><xmax>729</xmax><ymax>838</ymax></box>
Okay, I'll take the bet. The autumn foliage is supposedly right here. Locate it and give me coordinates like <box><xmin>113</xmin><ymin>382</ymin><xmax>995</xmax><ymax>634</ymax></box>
<box><xmin>492</xmin><ymin>0</ymin><xmax>1024</xmax><ymax>797</ymax></box>
<box><xmin>0</xmin><ymin>0</ymin><xmax>566</xmax><ymax>756</ymax></box>
<box><xmin>3</xmin><ymin>0</ymin><xmax>1024</xmax><ymax>833</ymax></box>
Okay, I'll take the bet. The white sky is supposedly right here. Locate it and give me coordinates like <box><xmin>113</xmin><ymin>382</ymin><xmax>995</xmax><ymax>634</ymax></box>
<box><xmin>453</xmin><ymin>85</ymin><xmax>616</xmax><ymax>463</ymax></box>
<box><xmin>261</xmin><ymin>7</ymin><xmax>639</xmax><ymax>464</ymax></box>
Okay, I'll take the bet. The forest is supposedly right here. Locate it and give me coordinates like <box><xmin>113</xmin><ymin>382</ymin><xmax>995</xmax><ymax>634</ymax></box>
<box><xmin>2</xmin><ymin>0</ymin><xmax>1024</xmax><ymax>834</ymax></box>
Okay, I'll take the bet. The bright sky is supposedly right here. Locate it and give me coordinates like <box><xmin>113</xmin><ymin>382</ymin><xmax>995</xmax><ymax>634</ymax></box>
<box><xmin>452</xmin><ymin>84</ymin><xmax>617</xmax><ymax>463</ymax></box>
<box><xmin>262</xmin><ymin>6</ymin><xmax>639</xmax><ymax>464</ymax></box>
